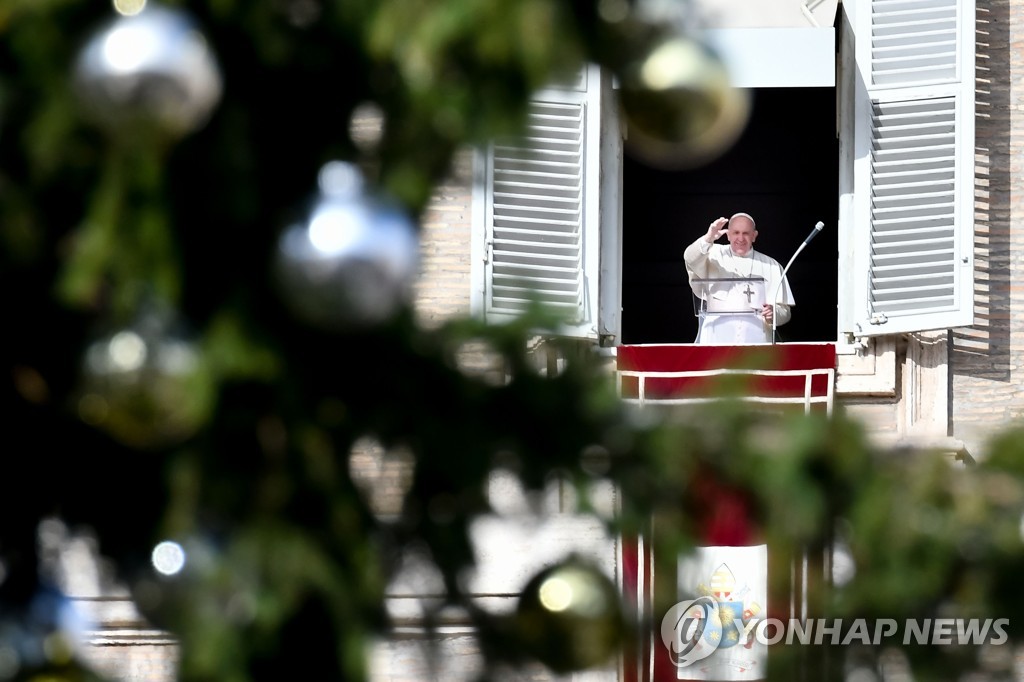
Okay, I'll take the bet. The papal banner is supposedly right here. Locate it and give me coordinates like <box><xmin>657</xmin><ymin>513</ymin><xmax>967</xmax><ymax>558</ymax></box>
<box><xmin>670</xmin><ymin>544</ymin><xmax>768</xmax><ymax>681</ymax></box>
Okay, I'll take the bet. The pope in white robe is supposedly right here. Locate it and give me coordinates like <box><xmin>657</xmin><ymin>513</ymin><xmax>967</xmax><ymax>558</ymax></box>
<box><xmin>684</xmin><ymin>213</ymin><xmax>795</xmax><ymax>344</ymax></box>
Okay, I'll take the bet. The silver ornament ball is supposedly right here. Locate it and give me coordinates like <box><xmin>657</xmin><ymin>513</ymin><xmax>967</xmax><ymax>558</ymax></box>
<box><xmin>72</xmin><ymin>3</ymin><xmax>223</xmax><ymax>139</ymax></box>
<box><xmin>274</xmin><ymin>162</ymin><xmax>421</xmax><ymax>331</ymax></box>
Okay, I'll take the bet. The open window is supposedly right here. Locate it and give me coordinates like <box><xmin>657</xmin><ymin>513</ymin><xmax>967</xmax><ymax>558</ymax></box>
<box><xmin>472</xmin><ymin>0</ymin><xmax>975</xmax><ymax>350</ymax></box>
<box><xmin>621</xmin><ymin>84</ymin><xmax>840</xmax><ymax>345</ymax></box>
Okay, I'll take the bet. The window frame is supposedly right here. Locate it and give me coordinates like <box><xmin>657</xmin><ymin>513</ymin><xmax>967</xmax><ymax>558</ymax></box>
<box><xmin>471</xmin><ymin>0</ymin><xmax>975</xmax><ymax>386</ymax></box>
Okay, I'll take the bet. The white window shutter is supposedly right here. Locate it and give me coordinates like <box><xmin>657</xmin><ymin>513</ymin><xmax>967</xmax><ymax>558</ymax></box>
<box><xmin>473</xmin><ymin>65</ymin><xmax>618</xmax><ymax>341</ymax></box>
<box><xmin>844</xmin><ymin>0</ymin><xmax>975</xmax><ymax>338</ymax></box>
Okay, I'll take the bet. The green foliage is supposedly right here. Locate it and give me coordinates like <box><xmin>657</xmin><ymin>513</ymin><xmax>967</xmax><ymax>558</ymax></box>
<box><xmin>2</xmin><ymin>1</ymin><xmax>1024</xmax><ymax>681</ymax></box>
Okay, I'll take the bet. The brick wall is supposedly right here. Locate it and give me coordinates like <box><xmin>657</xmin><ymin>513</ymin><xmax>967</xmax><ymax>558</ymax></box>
<box><xmin>412</xmin><ymin>150</ymin><xmax>475</xmax><ymax>328</ymax></box>
<box><xmin>950</xmin><ymin>0</ymin><xmax>1024</xmax><ymax>457</ymax></box>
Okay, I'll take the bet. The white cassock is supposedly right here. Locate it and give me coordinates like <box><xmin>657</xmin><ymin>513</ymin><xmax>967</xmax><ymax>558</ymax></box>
<box><xmin>683</xmin><ymin>238</ymin><xmax>795</xmax><ymax>345</ymax></box>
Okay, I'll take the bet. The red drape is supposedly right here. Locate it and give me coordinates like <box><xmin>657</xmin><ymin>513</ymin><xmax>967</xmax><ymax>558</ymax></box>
<box><xmin>617</xmin><ymin>344</ymin><xmax>836</xmax><ymax>681</ymax></box>
<box><xmin>617</xmin><ymin>343</ymin><xmax>836</xmax><ymax>401</ymax></box>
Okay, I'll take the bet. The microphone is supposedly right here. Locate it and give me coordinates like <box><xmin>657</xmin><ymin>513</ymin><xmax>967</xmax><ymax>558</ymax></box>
<box><xmin>772</xmin><ymin>221</ymin><xmax>826</xmax><ymax>344</ymax></box>
<box><xmin>803</xmin><ymin>221</ymin><xmax>825</xmax><ymax>246</ymax></box>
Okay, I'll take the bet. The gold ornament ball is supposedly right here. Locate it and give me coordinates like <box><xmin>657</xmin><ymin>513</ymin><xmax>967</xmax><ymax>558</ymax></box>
<box><xmin>77</xmin><ymin>314</ymin><xmax>214</xmax><ymax>449</ymax></box>
<box><xmin>619</xmin><ymin>36</ymin><xmax>751</xmax><ymax>169</ymax></box>
<box><xmin>514</xmin><ymin>558</ymin><xmax>627</xmax><ymax>673</ymax></box>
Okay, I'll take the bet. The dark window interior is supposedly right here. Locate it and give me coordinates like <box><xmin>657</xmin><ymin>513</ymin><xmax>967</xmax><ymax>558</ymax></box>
<box><xmin>621</xmin><ymin>87</ymin><xmax>839</xmax><ymax>345</ymax></box>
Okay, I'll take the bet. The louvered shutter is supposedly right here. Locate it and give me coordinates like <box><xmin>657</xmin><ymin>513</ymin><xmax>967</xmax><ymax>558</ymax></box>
<box><xmin>843</xmin><ymin>0</ymin><xmax>974</xmax><ymax>337</ymax></box>
<box><xmin>488</xmin><ymin>99</ymin><xmax>585</xmax><ymax>319</ymax></box>
<box><xmin>475</xmin><ymin>65</ymin><xmax>617</xmax><ymax>340</ymax></box>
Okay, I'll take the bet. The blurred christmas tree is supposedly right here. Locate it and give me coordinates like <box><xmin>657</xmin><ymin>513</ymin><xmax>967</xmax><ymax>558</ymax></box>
<box><xmin>3</xmin><ymin>1</ymin><xmax>1024</xmax><ymax>682</ymax></box>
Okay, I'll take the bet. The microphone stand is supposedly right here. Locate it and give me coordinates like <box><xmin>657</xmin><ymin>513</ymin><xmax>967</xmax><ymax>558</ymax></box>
<box><xmin>772</xmin><ymin>221</ymin><xmax>825</xmax><ymax>344</ymax></box>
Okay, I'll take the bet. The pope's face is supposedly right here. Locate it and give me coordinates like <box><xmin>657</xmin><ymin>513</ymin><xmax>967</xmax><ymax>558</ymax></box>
<box><xmin>727</xmin><ymin>218</ymin><xmax>757</xmax><ymax>256</ymax></box>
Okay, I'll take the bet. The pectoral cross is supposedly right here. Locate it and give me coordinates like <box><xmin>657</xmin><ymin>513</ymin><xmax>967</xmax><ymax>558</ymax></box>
<box><xmin>742</xmin><ymin>284</ymin><xmax>755</xmax><ymax>304</ymax></box>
